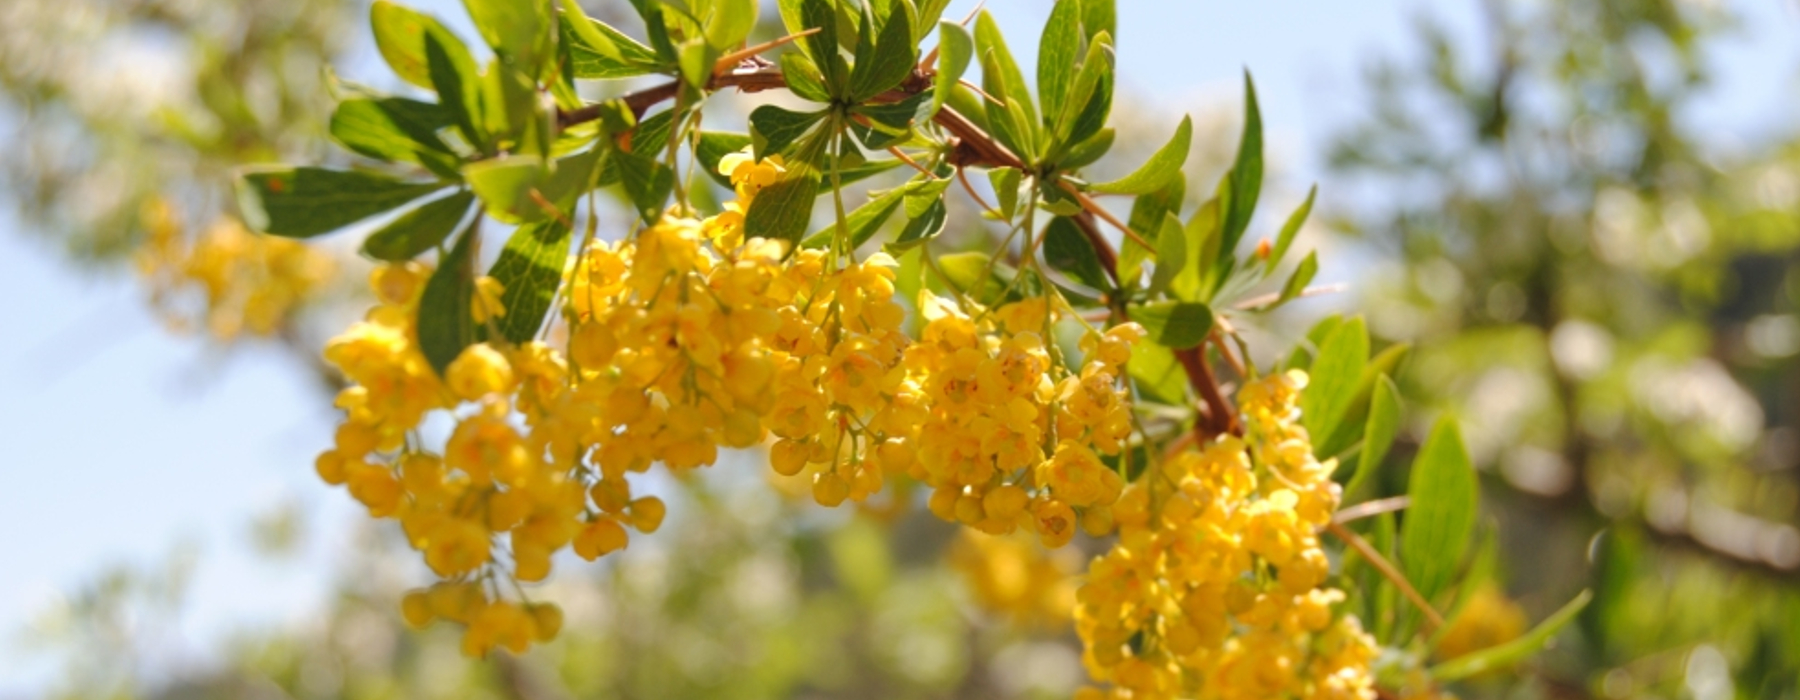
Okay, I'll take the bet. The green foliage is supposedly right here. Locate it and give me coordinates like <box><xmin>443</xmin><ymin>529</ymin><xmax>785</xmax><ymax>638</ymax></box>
<box><xmin>417</xmin><ymin>225</ymin><xmax>480</xmax><ymax>374</ymax></box>
<box><xmin>1400</xmin><ymin>418</ymin><xmax>1479</xmax><ymax>606</ymax></box>
<box><xmin>1431</xmin><ymin>590</ymin><xmax>1592</xmax><ymax>681</ymax></box>
<box><xmin>1132</xmin><ymin>301</ymin><xmax>1213</xmax><ymax>349</ymax></box>
<box><xmin>1300</xmin><ymin>316</ymin><xmax>1368</xmax><ymax>449</ymax></box>
<box><xmin>362</xmin><ymin>190</ymin><xmax>475</xmax><ymax>261</ymax></box>
<box><xmin>235</xmin><ymin>167</ymin><xmax>441</xmax><ymax>239</ymax></box>
<box><xmin>488</xmin><ymin>219</ymin><xmax>572</xmax><ymax>343</ymax></box>
<box><xmin>1090</xmin><ymin>115</ymin><xmax>1190</xmax><ymax>195</ymax></box>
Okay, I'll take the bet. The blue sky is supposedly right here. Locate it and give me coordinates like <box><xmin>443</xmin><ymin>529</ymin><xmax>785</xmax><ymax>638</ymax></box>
<box><xmin>2</xmin><ymin>0</ymin><xmax>1796</xmax><ymax>695</ymax></box>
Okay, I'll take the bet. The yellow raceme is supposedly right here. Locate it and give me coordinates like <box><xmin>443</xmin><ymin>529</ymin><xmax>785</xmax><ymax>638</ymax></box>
<box><xmin>306</xmin><ymin>146</ymin><xmax>1374</xmax><ymax>699</ymax></box>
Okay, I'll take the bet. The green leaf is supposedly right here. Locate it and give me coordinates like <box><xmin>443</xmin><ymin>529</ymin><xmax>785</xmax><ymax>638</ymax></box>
<box><xmin>1082</xmin><ymin>0</ymin><xmax>1115</xmax><ymax>45</ymax></box>
<box><xmin>236</xmin><ymin>167</ymin><xmax>441</xmax><ymax>238</ymax></box>
<box><xmin>814</xmin><ymin>157</ymin><xmax>906</xmax><ymax>192</ymax></box>
<box><xmin>935</xmin><ymin>251</ymin><xmax>1009</xmax><ymax>303</ymax></box>
<box><xmin>562</xmin><ymin>11</ymin><xmax>665</xmax><ymax>78</ymax></box>
<box><xmin>848</xmin><ymin>1</ymin><xmax>916</xmax><ymax>102</ymax></box>
<box><xmin>425</xmin><ymin>29</ymin><xmax>486</xmax><ymax>149</ymax></box>
<box><xmin>781</xmin><ymin>52</ymin><xmax>833</xmax><ymax>103</ymax></box>
<box><xmin>1128</xmin><ymin>341</ymin><xmax>1188</xmax><ymax>405</ymax></box>
<box><xmin>1344</xmin><ymin>374</ymin><xmax>1400</xmax><ymax>501</ymax></box>
<box><xmin>329</xmin><ymin>98</ymin><xmax>458</xmax><ymax>174</ymax></box>
<box><xmin>612</xmin><ymin>148</ymin><xmax>674</xmax><ymax>223</ymax></box>
<box><xmin>464</xmin><ymin>0</ymin><xmax>550</xmax><ymax>70</ymax></box>
<box><xmin>1219</xmin><ymin>72</ymin><xmax>1263</xmax><ymax>256</ymax></box>
<box><xmin>704</xmin><ymin>0</ymin><xmax>758</xmax><ymax>51</ymax></box>
<box><xmin>371</xmin><ymin>1</ymin><xmax>472</xmax><ymax>90</ymax></box>
<box><xmin>1431</xmin><ymin>591</ymin><xmax>1592</xmax><ymax>682</ymax></box>
<box><xmin>488</xmin><ymin>218</ymin><xmax>572</xmax><ymax>344</ymax></box>
<box><xmin>1090</xmin><ymin>114</ymin><xmax>1190</xmax><ymax>195</ymax></box>
<box><xmin>1170</xmin><ymin>195</ymin><xmax>1218</xmax><ymax>301</ymax></box>
<box><xmin>464</xmin><ymin>148</ymin><xmax>603</xmax><ymax>224</ymax></box>
<box><xmin>1146</xmin><ymin>212</ymin><xmax>1186</xmax><ymax>297</ymax></box>
<box><xmin>1266</xmin><ymin>184</ymin><xmax>1315</xmax><ymax>277</ymax></box>
<box><xmin>801</xmin><ymin>184</ymin><xmax>905</xmax><ymax>249</ymax></box>
<box><xmin>677</xmin><ymin>38</ymin><xmax>716</xmax><ymax>89</ymax></box>
<box><xmin>976</xmin><ymin>11</ymin><xmax>1038</xmax><ymax>160</ymax></box>
<box><xmin>987</xmin><ymin>166</ymin><xmax>1021</xmax><ymax>220</ymax></box>
<box><xmin>903</xmin><ymin>177</ymin><xmax>952</xmax><ymax>218</ymax></box>
<box><xmin>1274</xmin><ymin>250</ymin><xmax>1318</xmax><ymax>307</ymax></box>
<box><xmin>745</xmin><ymin>160</ymin><xmax>822</xmax><ymax>246</ymax></box>
<box><xmin>750</xmin><ymin>105</ymin><xmax>825</xmax><ymax>159</ymax></box>
<box><xmin>362</xmin><ymin>190</ymin><xmax>475</xmax><ymax>261</ymax></box>
<box><xmin>417</xmin><ymin>222</ymin><xmax>480</xmax><ymax>376</ymax></box>
<box><xmin>1300</xmin><ymin>315</ymin><xmax>1367</xmax><ymax>447</ymax></box>
<box><xmin>1318</xmin><ymin>342</ymin><xmax>1411</xmax><ymax>460</ymax></box>
<box><xmin>1036</xmin><ymin>0</ymin><xmax>1082</xmax><ymax>122</ymax></box>
<box><xmin>1043</xmin><ymin>216</ymin><xmax>1110</xmax><ymax>292</ymax></box>
<box><xmin>931</xmin><ymin>21</ymin><xmax>973</xmax><ymax>116</ymax></box>
<box><xmin>1117</xmin><ymin>173</ymin><xmax>1183</xmax><ymax>286</ymax></box>
<box><xmin>888</xmin><ymin>198</ymin><xmax>947</xmax><ymax>251</ymax></box>
<box><xmin>558</xmin><ymin>0</ymin><xmax>622</xmax><ymax>61</ymax></box>
<box><xmin>1132</xmin><ymin>300</ymin><xmax>1213</xmax><ymax>349</ymax></box>
<box><xmin>626</xmin><ymin>109</ymin><xmax>677</xmax><ymax>154</ymax></box>
<box><xmin>464</xmin><ymin>155</ymin><xmax>549</xmax><ymax>223</ymax></box>
<box><xmin>1053</xmin><ymin>32</ymin><xmax>1113</xmax><ymax>149</ymax></box>
<box><xmin>915</xmin><ymin>0</ymin><xmax>952</xmax><ymax>37</ymax></box>
<box><xmin>854</xmin><ymin>92</ymin><xmax>933</xmax><ymax>136</ymax></box>
<box><xmin>482</xmin><ymin>61</ymin><xmax>544</xmax><ymax>155</ymax></box>
<box><xmin>695</xmin><ymin>131</ymin><xmax>753</xmax><ymax>188</ymax></box>
<box><xmin>1400</xmin><ymin>418</ymin><xmax>1480</xmax><ymax>605</ymax></box>
<box><xmin>1058</xmin><ymin>127</ymin><xmax>1113</xmax><ymax>170</ymax></box>
<box><xmin>797</xmin><ymin>0</ymin><xmax>844</xmax><ymax>93</ymax></box>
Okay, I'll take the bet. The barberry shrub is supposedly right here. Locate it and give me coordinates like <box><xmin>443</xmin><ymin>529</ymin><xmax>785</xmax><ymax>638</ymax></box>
<box><xmin>237</xmin><ymin>0</ymin><xmax>1590</xmax><ymax>696</ymax></box>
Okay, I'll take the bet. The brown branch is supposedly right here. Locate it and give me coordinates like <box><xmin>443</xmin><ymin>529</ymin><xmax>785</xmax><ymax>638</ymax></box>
<box><xmin>1177</xmin><ymin>345</ymin><xmax>1239</xmax><ymax>440</ymax></box>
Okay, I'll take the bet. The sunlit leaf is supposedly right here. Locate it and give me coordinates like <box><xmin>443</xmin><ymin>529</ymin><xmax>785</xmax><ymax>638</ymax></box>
<box><xmin>236</xmin><ymin>167</ymin><xmax>441</xmax><ymax>238</ymax></box>
<box><xmin>487</xmin><ymin>218</ymin><xmax>572</xmax><ymax>343</ymax></box>
<box><xmin>362</xmin><ymin>190</ymin><xmax>475</xmax><ymax>261</ymax></box>
<box><xmin>1090</xmin><ymin>114</ymin><xmax>1190</xmax><ymax>195</ymax></box>
<box><xmin>1133</xmin><ymin>300</ymin><xmax>1213</xmax><ymax>349</ymax></box>
<box><xmin>1401</xmin><ymin>418</ymin><xmax>1479</xmax><ymax>605</ymax></box>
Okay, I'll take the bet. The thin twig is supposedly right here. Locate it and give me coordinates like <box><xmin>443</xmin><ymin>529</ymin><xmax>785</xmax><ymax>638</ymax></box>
<box><xmin>1332</xmin><ymin>496</ymin><xmax>1411</xmax><ymax>525</ymax></box>
<box><xmin>1210</xmin><ymin>328</ymin><xmax>1245</xmax><ymax>377</ymax></box>
<box><xmin>887</xmin><ymin>145</ymin><xmax>933</xmax><ymax>175</ymax></box>
<box><xmin>1233</xmin><ymin>283</ymin><xmax>1348</xmax><ymax>310</ymax></box>
<box><xmin>712</xmin><ymin>28</ymin><xmax>820</xmax><ymax>77</ymax></box>
<box><xmin>1326</xmin><ymin>520</ymin><xmax>1445</xmax><ymax>635</ymax></box>
<box><xmin>956</xmin><ymin>166</ymin><xmax>1002</xmax><ymax>217</ymax></box>
<box><xmin>1056</xmin><ymin>179</ymin><xmax>1153</xmax><ymax>249</ymax></box>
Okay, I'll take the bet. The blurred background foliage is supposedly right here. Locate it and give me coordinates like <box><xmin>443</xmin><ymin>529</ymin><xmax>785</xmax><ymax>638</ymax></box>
<box><xmin>1330</xmin><ymin>1</ymin><xmax>1800</xmax><ymax>698</ymax></box>
<box><xmin>3</xmin><ymin>0</ymin><xmax>1797</xmax><ymax>698</ymax></box>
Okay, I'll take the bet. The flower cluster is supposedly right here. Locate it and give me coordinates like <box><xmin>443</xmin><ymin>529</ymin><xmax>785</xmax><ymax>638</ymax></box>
<box><xmin>911</xmin><ymin>306</ymin><xmax>1141</xmax><ymax>547</ymax></box>
<box><xmin>1073</xmin><ymin>370</ymin><xmax>1378</xmax><ymax>700</ymax></box>
<box><xmin>948</xmin><ymin>529</ymin><xmax>1081</xmax><ymax>629</ymax></box>
<box><xmin>136</xmin><ymin>198</ymin><xmax>335</xmax><ymax>339</ymax></box>
<box><xmin>308</xmin><ymin>146</ymin><xmax>1176</xmax><ymax>663</ymax></box>
<box><xmin>314</xmin><ymin>261</ymin><xmax>604</xmax><ymax>657</ymax></box>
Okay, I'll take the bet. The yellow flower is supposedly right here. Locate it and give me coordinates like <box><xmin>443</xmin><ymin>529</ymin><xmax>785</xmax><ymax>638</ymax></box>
<box><xmin>446</xmin><ymin>343</ymin><xmax>516</xmax><ymax>401</ymax></box>
<box><xmin>472</xmin><ymin>275</ymin><xmax>507</xmax><ymax>324</ymax></box>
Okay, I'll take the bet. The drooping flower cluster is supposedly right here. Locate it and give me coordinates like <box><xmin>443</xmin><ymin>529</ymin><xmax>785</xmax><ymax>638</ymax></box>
<box><xmin>314</xmin><ymin>260</ymin><xmax>592</xmax><ymax>657</ymax></box>
<box><xmin>136</xmin><ymin>198</ymin><xmax>335</xmax><ymax>339</ymax></box>
<box><xmin>1073</xmin><ymin>370</ymin><xmax>1378</xmax><ymax>700</ymax></box>
<box><xmin>311</xmin><ymin>143</ymin><xmax>1272</xmax><ymax>667</ymax></box>
<box><xmin>909</xmin><ymin>305</ymin><xmax>1141</xmax><ymax>546</ymax></box>
<box><xmin>948</xmin><ymin>528</ymin><xmax>1082</xmax><ymax>629</ymax></box>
